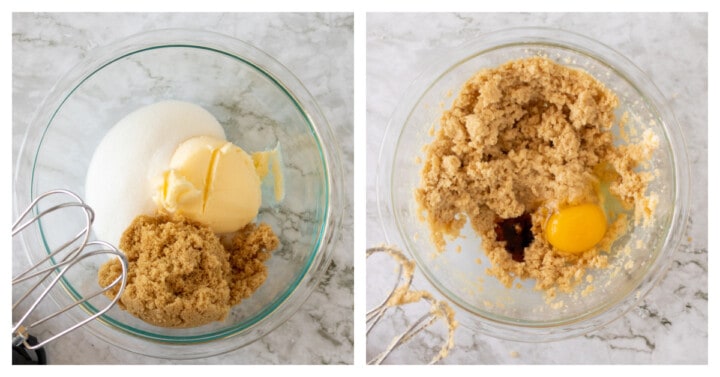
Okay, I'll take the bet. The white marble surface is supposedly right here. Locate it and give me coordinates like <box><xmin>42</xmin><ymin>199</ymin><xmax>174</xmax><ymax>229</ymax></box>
<box><xmin>366</xmin><ymin>13</ymin><xmax>707</xmax><ymax>364</ymax></box>
<box><xmin>12</xmin><ymin>12</ymin><xmax>353</xmax><ymax>364</ymax></box>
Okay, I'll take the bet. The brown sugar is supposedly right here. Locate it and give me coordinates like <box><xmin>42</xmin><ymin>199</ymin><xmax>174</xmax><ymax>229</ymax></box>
<box><xmin>226</xmin><ymin>221</ymin><xmax>279</xmax><ymax>305</ymax></box>
<box><xmin>415</xmin><ymin>57</ymin><xmax>657</xmax><ymax>295</ymax></box>
<box><xmin>98</xmin><ymin>214</ymin><xmax>279</xmax><ymax>328</ymax></box>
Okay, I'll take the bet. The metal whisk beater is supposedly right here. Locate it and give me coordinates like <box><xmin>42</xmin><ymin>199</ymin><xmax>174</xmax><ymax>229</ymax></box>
<box><xmin>366</xmin><ymin>245</ymin><xmax>456</xmax><ymax>365</ymax></box>
<box><xmin>12</xmin><ymin>189</ymin><xmax>129</xmax><ymax>354</ymax></box>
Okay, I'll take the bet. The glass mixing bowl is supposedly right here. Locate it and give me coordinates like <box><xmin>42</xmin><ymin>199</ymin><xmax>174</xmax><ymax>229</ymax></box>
<box><xmin>14</xmin><ymin>29</ymin><xmax>344</xmax><ymax>358</ymax></box>
<box><xmin>377</xmin><ymin>27</ymin><xmax>689</xmax><ymax>341</ymax></box>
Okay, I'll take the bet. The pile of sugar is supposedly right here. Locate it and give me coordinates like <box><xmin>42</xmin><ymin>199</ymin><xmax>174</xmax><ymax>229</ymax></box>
<box><xmin>98</xmin><ymin>213</ymin><xmax>279</xmax><ymax>328</ymax></box>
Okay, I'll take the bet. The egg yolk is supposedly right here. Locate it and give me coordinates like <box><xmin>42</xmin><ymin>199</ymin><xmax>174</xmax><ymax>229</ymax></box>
<box><xmin>545</xmin><ymin>203</ymin><xmax>607</xmax><ymax>254</ymax></box>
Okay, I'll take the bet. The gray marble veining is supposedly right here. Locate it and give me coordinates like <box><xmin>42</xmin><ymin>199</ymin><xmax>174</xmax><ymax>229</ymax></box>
<box><xmin>366</xmin><ymin>12</ymin><xmax>707</xmax><ymax>364</ymax></box>
<box><xmin>12</xmin><ymin>12</ymin><xmax>353</xmax><ymax>365</ymax></box>
<box><xmin>11</xmin><ymin>10</ymin><xmax>709</xmax><ymax>366</ymax></box>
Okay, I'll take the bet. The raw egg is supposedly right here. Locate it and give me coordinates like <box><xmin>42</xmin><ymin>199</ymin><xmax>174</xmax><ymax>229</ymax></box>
<box><xmin>545</xmin><ymin>203</ymin><xmax>607</xmax><ymax>254</ymax></box>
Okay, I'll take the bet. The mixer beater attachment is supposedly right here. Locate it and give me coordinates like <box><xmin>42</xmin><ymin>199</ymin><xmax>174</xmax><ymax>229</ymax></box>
<box><xmin>12</xmin><ymin>189</ymin><xmax>128</xmax><ymax>359</ymax></box>
<box><xmin>366</xmin><ymin>244</ymin><xmax>457</xmax><ymax>365</ymax></box>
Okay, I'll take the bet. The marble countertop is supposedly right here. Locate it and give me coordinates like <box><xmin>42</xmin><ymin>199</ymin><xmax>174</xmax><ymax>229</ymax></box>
<box><xmin>10</xmin><ymin>11</ymin><xmax>710</xmax><ymax>366</ymax></box>
<box><xmin>366</xmin><ymin>13</ymin><xmax>707</xmax><ymax>364</ymax></box>
<box><xmin>12</xmin><ymin>12</ymin><xmax>354</xmax><ymax>365</ymax></box>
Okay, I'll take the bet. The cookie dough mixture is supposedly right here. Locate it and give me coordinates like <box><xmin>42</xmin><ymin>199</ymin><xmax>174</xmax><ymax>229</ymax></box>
<box><xmin>98</xmin><ymin>214</ymin><xmax>279</xmax><ymax>328</ymax></box>
<box><xmin>415</xmin><ymin>57</ymin><xmax>657</xmax><ymax>294</ymax></box>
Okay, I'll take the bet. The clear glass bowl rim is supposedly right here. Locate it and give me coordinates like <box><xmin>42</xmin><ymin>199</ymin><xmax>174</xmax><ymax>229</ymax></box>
<box><xmin>14</xmin><ymin>28</ymin><xmax>345</xmax><ymax>358</ymax></box>
<box><xmin>376</xmin><ymin>26</ymin><xmax>690</xmax><ymax>342</ymax></box>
